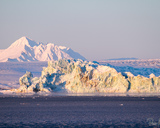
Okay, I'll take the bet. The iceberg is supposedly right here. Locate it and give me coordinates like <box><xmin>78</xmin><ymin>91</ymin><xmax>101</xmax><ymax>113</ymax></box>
<box><xmin>15</xmin><ymin>59</ymin><xmax>160</xmax><ymax>93</ymax></box>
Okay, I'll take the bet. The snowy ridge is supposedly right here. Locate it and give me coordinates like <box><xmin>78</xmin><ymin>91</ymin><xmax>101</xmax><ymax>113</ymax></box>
<box><xmin>100</xmin><ymin>59</ymin><xmax>160</xmax><ymax>68</ymax></box>
<box><xmin>106</xmin><ymin>58</ymin><xmax>138</xmax><ymax>61</ymax></box>
<box><xmin>0</xmin><ymin>37</ymin><xmax>86</xmax><ymax>62</ymax></box>
<box><xmin>0</xmin><ymin>49</ymin><xmax>4</xmax><ymax>53</ymax></box>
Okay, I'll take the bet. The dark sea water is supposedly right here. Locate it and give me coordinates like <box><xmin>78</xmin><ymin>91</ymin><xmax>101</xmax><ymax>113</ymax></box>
<box><xmin>0</xmin><ymin>96</ymin><xmax>160</xmax><ymax>128</ymax></box>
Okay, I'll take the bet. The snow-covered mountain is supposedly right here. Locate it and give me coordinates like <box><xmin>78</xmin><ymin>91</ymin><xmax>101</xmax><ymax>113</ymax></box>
<box><xmin>0</xmin><ymin>37</ymin><xmax>86</xmax><ymax>62</ymax></box>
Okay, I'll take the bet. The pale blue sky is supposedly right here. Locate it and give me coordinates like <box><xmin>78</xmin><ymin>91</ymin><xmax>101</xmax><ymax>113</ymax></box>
<box><xmin>0</xmin><ymin>0</ymin><xmax>160</xmax><ymax>61</ymax></box>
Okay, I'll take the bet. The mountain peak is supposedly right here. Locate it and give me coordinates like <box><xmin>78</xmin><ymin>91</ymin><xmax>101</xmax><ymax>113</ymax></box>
<box><xmin>20</xmin><ymin>36</ymin><xmax>33</xmax><ymax>42</ymax></box>
<box><xmin>0</xmin><ymin>37</ymin><xmax>86</xmax><ymax>62</ymax></box>
<box><xmin>9</xmin><ymin>36</ymin><xmax>38</xmax><ymax>48</ymax></box>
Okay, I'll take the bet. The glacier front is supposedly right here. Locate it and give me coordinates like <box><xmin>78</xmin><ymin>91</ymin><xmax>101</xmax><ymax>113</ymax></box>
<box><xmin>13</xmin><ymin>59</ymin><xmax>160</xmax><ymax>94</ymax></box>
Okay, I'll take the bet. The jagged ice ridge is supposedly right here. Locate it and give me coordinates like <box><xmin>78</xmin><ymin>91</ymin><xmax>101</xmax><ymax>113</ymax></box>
<box><xmin>13</xmin><ymin>59</ymin><xmax>160</xmax><ymax>93</ymax></box>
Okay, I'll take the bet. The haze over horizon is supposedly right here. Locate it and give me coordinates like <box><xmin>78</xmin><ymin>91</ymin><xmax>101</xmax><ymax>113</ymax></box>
<box><xmin>0</xmin><ymin>0</ymin><xmax>160</xmax><ymax>61</ymax></box>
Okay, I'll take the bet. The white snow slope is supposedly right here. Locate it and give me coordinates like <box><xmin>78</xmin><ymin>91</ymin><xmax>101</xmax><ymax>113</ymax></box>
<box><xmin>0</xmin><ymin>37</ymin><xmax>86</xmax><ymax>62</ymax></box>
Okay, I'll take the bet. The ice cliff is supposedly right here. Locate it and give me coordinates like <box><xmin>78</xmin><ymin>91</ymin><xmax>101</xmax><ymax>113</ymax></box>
<box><xmin>15</xmin><ymin>59</ymin><xmax>160</xmax><ymax>93</ymax></box>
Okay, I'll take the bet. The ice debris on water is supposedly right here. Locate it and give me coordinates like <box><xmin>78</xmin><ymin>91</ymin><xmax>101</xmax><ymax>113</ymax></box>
<box><xmin>15</xmin><ymin>59</ymin><xmax>160</xmax><ymax>93</ymax></box>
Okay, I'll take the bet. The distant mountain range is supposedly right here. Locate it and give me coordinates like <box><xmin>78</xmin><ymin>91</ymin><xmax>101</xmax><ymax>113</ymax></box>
<box><xmin>0</xmin><ymin>37</ymin><xmax>86</xmax><ymax>62</ymax></box>
<box><xmin>105</xmin><ymin>58</ymin><xmax>138</xmax><ymax>61</ymax></box>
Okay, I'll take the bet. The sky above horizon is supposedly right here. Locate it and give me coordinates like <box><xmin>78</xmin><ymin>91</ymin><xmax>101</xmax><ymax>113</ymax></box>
<box><xmin>0</xmin><ymin>0</ymin><xmax>160</xmax><ymax>61</ymax></box>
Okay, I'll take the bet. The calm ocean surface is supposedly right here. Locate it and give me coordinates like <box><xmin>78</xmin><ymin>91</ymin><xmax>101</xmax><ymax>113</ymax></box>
<box><xmin>0</xmin><ymin>96</ymin><xmax>160</xmax><ymax>128</ymax></box>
